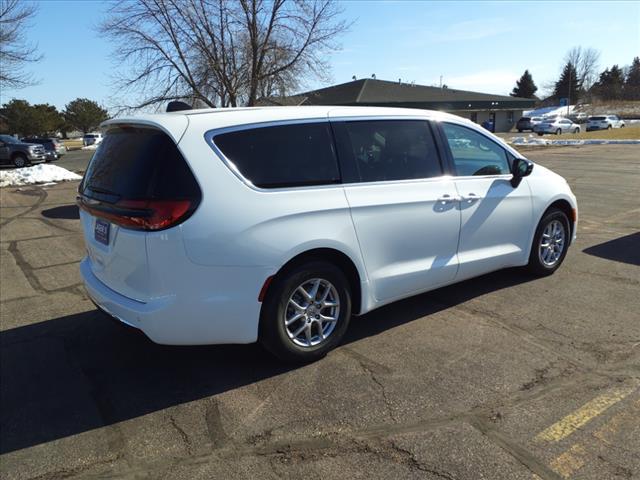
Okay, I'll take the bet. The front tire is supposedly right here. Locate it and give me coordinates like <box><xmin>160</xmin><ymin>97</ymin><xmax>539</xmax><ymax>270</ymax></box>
<box><xmin>526</xmin><ymin>209</ymin><xmax>570</xmax><ymax>276</ymax></box>
<box><xmin>13</xmin><ymin>154</ymin><xmax>28</xmax><ymax>168</ymax></box>
<box><xmin>259</xmin><ymin>261</ymin><xmax>352</xmax><ymax>362</ymax></box>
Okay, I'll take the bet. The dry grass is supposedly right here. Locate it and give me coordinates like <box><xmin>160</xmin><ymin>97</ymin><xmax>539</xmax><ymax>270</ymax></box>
<box><xmin>61</xmin><ymin>138</ymin><xmax>83</xmax><ymax>150</ymax></box>
<box><xmin>569</xmin><ymin>125</ymin><xmax>640</xmax><ymax>140</ymax></box>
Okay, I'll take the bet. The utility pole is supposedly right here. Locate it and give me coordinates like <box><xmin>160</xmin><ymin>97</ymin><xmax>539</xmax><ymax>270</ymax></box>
<box><xmin>567</xmin><ymin>65</ymin><xmax>571</xmax><ymax>116</ymax></box>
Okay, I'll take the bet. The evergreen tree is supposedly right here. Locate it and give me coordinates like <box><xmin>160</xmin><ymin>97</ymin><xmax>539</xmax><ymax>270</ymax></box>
<box><xmin>553</xmin><ymin>62</ymin><xmax>581</xmax><ymax>104</ymax></box>
<box><xmin>510</xmin><ymin>70</ymin><xmax>538</xmax><ymax>98</ymax></box>
<box><xmin>624</xmin><ymin>56</ymin><xmax>640</xmax><ymax>100</ymax></box>
<box><xmin>593</xmin><ymin>65</ymin><xmax>625</xmax><ymax>100</ymax></box>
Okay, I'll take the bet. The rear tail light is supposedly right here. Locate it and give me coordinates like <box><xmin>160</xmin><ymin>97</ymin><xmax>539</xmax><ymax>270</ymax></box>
<box><xmin>77</xmin><ymin>196</ymin><xmax>198</xmax><ymax>231</ymax></box>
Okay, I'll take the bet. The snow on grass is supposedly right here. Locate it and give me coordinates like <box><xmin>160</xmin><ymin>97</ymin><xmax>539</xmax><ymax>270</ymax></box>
<box><xmin>0</xmin><ymin>164</ymin><xmax>82</xmax><ymax>188</ymax></box>
<box><xmin>509</xmin><ymin>135</ymin><xmax>640</xmax><ymax>146</ymax></box>
<box><xmin>524</xmin><ymin>105</ymin><xmax>575</xmax><ymax>118</ymax></box>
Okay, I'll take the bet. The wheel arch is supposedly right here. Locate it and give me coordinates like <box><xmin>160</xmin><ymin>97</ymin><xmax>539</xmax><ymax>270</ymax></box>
<box><xmin>262</xmin><ymin>247</ymin><xmax>364</xmax><ymax>315</ymax></box>
<box><xmin>541</xmin><ymin>198</ymin><xmax>576</xmax><ymax>243</ymax></box>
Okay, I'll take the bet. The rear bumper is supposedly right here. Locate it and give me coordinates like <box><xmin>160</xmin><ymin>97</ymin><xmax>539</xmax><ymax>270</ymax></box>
<box><xmin>80</xmin><ymin>256</ymin><xmax>268</xmax><ymax>345</ymax></box>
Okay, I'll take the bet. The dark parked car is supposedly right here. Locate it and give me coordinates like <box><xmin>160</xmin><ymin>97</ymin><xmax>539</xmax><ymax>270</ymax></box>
<box><xmin>516</xmin><ymin>116</ymin><xmax>543</xmax><ymax>132</ymax></box>
<box><xmin>0</xmin><ymin>135</ymin><xmax>47</xmax><ymax>167</ymax></box>
<box><xmin>21</xmin><ymin>137</ymin><xmax>67</xmax><ymax>162</ymax></box>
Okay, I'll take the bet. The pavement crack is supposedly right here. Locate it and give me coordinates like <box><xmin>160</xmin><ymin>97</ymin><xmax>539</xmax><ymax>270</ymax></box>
<box><xmin>346</xmin><ymin>349</ymin><xmax>398</xmax><ymax>423</ymax></box>
<box><xmin>387</xmin><ymin>439</ymin><xmax>457</xmax><ymax>479</ymax></box>
<box><xmin>7</xmin><ymin>240</ymin><xmax>46</xmax><ymax>293</ymax></box>
<box><xmin>169</xmin><ymin>414</ymin><xmax>194</xmax><ymax>456</ymax></box>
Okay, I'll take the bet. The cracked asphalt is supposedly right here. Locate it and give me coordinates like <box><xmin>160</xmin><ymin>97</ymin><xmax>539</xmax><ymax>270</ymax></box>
<box><xmin>0</xmin><ymin>145</ymin><xmax>638</xmax><ymax>479</ymax></box>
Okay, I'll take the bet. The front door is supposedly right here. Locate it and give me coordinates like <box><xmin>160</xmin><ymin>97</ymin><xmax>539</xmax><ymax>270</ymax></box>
<box><xmin>439</xmin><ymin>122</ymin><xmax>533</xmax><ymax>281</ymax></box>
<box><xmin>331</xmin><ymin>118</ymin><xmax>460</xmax><ymax>302</ymax></box>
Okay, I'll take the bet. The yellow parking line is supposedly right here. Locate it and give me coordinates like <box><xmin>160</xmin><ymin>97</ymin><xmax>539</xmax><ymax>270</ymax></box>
<box><xmin>547</xmin><ymin>398</ymin><xmax>640</xmax><ymax>478</ymax></box>
<box><xmin>550</xmin><ymin>444</ymin><xmax>588</xmax><ymax>478</ymax></box>
<box><xmin>535</xmin><ymin>384</ymin><xmax>637</xmax><ymax>443</ymax></box>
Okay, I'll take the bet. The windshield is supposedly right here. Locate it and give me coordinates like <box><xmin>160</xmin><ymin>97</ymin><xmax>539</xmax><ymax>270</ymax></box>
<box><xmin>0</xmin><ymin>135</ymin><xmax>20</xmax><ymax>144</ymax></box>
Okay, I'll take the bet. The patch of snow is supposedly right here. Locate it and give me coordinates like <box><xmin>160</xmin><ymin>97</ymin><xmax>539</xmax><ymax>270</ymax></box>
<box><xmin>524</xmin><ymin>105</ymin><xmax>575</xmax><ymax>118</ymax></box>
<box><xmin>509</xmin><ymin>137</ymin><xmax>640</xmax><ymax>147</ymax></box>
<box><xmin>0</xmin><ymin>164</ymin><xmax>82</xmax><ymax>188</ymax></box>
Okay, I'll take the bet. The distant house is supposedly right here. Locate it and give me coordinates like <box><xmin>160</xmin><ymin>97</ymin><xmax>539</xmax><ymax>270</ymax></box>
<box><xmin>264</xmin><ymin>78</ymin><xmax>536</xmax><ymax>132</ymax></box>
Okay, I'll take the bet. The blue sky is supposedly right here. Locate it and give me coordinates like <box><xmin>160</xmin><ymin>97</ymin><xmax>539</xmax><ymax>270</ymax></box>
<box><xmin>2</xmin><ymin>0</ymin><xmax>639</xmax><ymax>112</ymax></box>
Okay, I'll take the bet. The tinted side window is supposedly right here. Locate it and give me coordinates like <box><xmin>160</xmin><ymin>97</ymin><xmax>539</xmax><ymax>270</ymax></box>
<box><xmin>339</xmin><ymin>120</ymin><xmax>442</xmax><ymax>183</ymax></box>
<box><xmin>213</xmin><ymin>123</ymin><xmax>340</xmax><ymax>188</ymax></box>
<box><xmin>442</xmin><ymin>123</ymin><xmax>510</xmax><ymax>176</ymax></box>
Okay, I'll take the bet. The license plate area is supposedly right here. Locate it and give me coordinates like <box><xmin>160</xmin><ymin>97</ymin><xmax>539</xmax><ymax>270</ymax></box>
<box><xmin>94</xmin><ymin>218</ymin><xmax>111</xmax><ymax>245</ymax></box>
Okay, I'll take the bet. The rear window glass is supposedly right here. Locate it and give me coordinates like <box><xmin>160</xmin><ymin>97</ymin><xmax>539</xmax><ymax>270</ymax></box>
<box><xmin>213</xmin><ymin>123</ymin><xmax>340</xmax><ymax>188</ymax></box>
<box><xmin>590</xmin><ymin>116</ymin><xmax>606</xmax><ymax>121</ymax></box>
<box><xmin>519</xmin><ymin>117</ymin><xmax>531</xmax><ymax>121</ymax></box>
<box><xmin>81</xmin><ymin>127</ymin><xmax>200</xmax><ymax>201</ymax></box>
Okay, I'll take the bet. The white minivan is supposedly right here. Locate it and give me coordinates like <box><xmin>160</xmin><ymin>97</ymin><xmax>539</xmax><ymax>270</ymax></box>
<box><xmin>78</xmin><ymin>107</ymin><xmax>577</xmax><ymax>361</ymax></box>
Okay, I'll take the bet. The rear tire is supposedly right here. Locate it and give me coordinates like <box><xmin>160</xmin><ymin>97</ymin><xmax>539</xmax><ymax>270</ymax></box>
<box><xmin>517</xmin><ymin>129</ymin><xmax>523</xmax><ymax>133</ymax></box>
<box><xmin>537</xmin><ymin>132</ymin><xmax>544</xmax><ymax>136</ymax></box>
<box><xmin>526</xmin><ymin>209</ymin><xmax>570</xmax><ymax>276</ymax></box>
<box><xmin>259</xmin><ymin>261</ymin><xmax>352</xmax><ymax>363</ymax></box>
<box><xmin>12</xmin><ymin>154</ymin><xmax>28</xmax><ymax>168</ymax></box>
<box><xmin>555</xmin><ymin>128</ymin><xmax>562</xmax><ymax>135</ymax></box>
<box><xmin>607</xmin><ymin>125</ymin><xmax>612</xmax><ymax>130</ymax></box>
<box><xmin>573</xmin><ymin>127</ymin><xmax>580</xmax><ymax>134</ymax></box>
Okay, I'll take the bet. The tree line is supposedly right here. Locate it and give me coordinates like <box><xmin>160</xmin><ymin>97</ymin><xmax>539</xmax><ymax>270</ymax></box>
<box><xmin>0</xmin><ymin>98</ymin><xmax>109</xmax><ymax>137</ymax></box>
<box><xmin>510</xmin><ymin>47</ymin><xmax>640</xmax><ymax>104</ymax></box>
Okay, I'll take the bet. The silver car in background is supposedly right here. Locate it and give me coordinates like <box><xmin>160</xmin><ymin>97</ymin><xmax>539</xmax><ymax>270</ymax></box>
<box><xmin>534</xmin><ymin>117</ymin><xmax>581</xmax><ymax>136</ymax></box>
<box><xmin>586</xmin><ymin>115</ymin><xmax>625</xmax><ymax>131</ymax></box>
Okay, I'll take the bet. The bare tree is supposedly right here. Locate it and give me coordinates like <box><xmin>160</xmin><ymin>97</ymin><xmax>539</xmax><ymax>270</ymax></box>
<box><xmin>565</xmin><ymin>46</ymin><xmax>600</xmax><ymax>91</ymax></box>
<box><xmin>100</xmin><ymin>0</ymin><xmax>348</xmax><ymax>110</ymax></box>
<box><xmin>0</xmin><ymin>0</ymin><xmax>41</xmax><ymax>89</ymax></box>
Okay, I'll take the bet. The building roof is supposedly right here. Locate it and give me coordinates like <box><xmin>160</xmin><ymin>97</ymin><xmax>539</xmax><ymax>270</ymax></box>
<box><xmin>293</xmin><ymin>78</ymin><xmax>536</xmax><ymax>111</ymax></box>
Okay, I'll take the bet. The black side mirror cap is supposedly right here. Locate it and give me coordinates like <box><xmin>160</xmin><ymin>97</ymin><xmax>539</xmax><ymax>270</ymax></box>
<box><xmin>511</xmin><ymin>158</ymin><xmax>534</xmax><ymax>188</ymax></box>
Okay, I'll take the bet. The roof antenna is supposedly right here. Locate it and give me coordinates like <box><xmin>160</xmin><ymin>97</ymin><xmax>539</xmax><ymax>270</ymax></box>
<box><xmin>166</xmin><ymin>101</ymin><xmax>192</xmax><ymax>112</ymax></box>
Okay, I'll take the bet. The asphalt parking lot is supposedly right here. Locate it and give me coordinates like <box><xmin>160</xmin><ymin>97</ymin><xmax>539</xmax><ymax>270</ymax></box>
<box><xmin>0</xmin><ymin>144</ymin><xmax>638</xmax><ymax>480</ymax></box>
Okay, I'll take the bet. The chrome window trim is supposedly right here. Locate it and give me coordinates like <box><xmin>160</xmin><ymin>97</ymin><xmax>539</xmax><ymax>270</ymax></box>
<box><xmin>204</xmin><ymin>115</ymin><xmax>509</xmax><ymax>193</ymax></box>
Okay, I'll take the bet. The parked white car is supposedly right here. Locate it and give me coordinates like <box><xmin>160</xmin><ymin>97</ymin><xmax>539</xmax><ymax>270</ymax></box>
<box><xmin>82</xmin><ymin>133</ymin><xmax>103</xmax><ymax>146</ymax></box>
<box><xmin>534</xmin><ymin>117</ymin><xmax>581</xmax><ymax>136</ymax></box>
<box><xmin>586</xmin><ymin>115</ymin><xmax>625</xmax><ymax>131</ymax></box>
<box><xmin>78</xmin><ymin>106</ymin><xmax>578</xmax><ymax>361</ymax></box>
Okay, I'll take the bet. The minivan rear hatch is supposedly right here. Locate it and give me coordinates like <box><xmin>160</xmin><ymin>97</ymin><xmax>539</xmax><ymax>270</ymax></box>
<box><xmin>78</xmin><ymin>124</ymin><xmax>201</xmax><ymax>301</ymax></box>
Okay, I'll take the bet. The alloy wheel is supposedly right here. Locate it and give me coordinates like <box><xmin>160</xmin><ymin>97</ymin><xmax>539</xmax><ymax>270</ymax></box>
<box><xmin>283</xmin><ymin>278</ymin><xmax>340</xmax><ymax>347</ymax></box>
<box><xmin>538</xmin><ymin>220</ymin><xmax>566</xmax><ymax>267</ymax></box>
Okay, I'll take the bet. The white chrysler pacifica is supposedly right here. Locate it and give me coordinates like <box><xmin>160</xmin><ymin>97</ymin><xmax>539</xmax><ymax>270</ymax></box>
<box><xmin>78</xmin><ymin>107</ymin><xmax>577</xmax><ymax>361</ymax></box>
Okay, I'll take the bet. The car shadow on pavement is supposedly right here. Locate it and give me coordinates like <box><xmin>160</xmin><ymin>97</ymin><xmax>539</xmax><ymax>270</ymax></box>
<box><xmin>0</xmin><ymin>268</ymin><xmax>534</xmax><ymax>454</ymax></box>
<box><xmin>582</xmin><ymin>232</ymin><xmax>640</xmax><ymax>266</ymax></box>
<box><xmin>41</xmin><ymin>205</ymin><xmax>80</xmax><ymax>220</ymax></box>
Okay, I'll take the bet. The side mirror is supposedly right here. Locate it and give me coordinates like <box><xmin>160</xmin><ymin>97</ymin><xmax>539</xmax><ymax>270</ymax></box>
<box><xmin>511</xmin><ymin>158</ymin><xmax>533</xmax><ymax>188</ymax></box>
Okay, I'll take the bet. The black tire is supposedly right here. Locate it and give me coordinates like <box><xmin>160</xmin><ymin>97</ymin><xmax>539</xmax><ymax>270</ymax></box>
<box><xmin>517</xmin><ymin>129</ymin><xmax>523</xmax><ymax>133</ymax></box>
<box><xmin>537</xmin><ymin>132</ymin><xmax>544</xmax><ymax>136</ymax></box>
<box><xmin>12</xmin><ymin>154</ymin><xmax>28</xmax><ymax>168</ymax></box>
<box><xmin>555</xmin><ymin>128</ymin><xmax>562</xmax><ymax>135</ymax></box>
<box><xmin>526</xmin><ymin>209</ymin><xmax>570</xmax><ymax>276</ymax></box>
<box><xmin>607</xmin><ymin>125</ymin><xmax>612</xmax><ymax>130</ymax></box>
<box><xmin>259</xmin><ymin>260</ymin><xmax>352</xmax><ymax>362</ymax></box>
<box><xmin>573</xmin><ymin>127</ymin><xmax>580</xmax><ymax>134</ymax></box>
<box><xmin>620</xmin><ymin>124</ymin><xmax>625</xmax><ymax>128</ymax></box>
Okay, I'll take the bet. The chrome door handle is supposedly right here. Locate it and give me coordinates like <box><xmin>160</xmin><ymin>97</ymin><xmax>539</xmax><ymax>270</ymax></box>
<box><xmin>437</xmin><ymin>194</ymin><xmax>458</xmax><ymax>204</ymax></box>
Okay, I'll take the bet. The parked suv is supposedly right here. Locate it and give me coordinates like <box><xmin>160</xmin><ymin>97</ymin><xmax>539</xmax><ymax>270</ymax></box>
<box><xmin>78</xmin><ymin>107</ymin><xmax>578</xmax><ymax>362</ymax></box>
<box><xmin>516</xmin><ymin>116</ymin><xmax>544</xmax><ymax>132</ymax></box>
<box><xmin>82</xmin><ymin>133</ymin><xmax>103</xmax><ymax>146</ymax></box>
<box><xmin>21</xmin><ymin>137</ymin><xmax>66</xmax><ymax>162</ymax></box>
<box><xmin>586</xmin><ymin>115</ymin><xmax>625</xmax><ymax>131</ymax></box>
<box><xmin>0</xmin><ymin>135</ymin><xmax>47</xmax><ymax>167</ymax></box>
